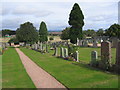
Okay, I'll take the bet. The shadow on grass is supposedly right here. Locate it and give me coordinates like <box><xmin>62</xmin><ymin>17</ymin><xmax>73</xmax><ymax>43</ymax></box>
<box><xmin>71</xmin><ymin>62</ymin><xmax>118</xmax><ymax>75</ymax></box>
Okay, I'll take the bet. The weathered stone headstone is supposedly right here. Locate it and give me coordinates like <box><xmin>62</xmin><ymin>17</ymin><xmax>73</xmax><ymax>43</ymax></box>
<box><xmin>74</xmin><ymin>51</ymin><xmax>79</xmax><ymax>62</ymax></box>
<box><xmin>83</xmin><ymin>40</ymin><xmax>88</xmax><ymax>47</ymax></box>
<box><xmin>77</xmin><ymin>38</ymin><xmax>79</xmax><ymax>46</ymax></box>
<box><xmin>40</xmin><ymin>42</ymin><xmax>43</xmax><ymax>51</ymax></box>
<box><xmin>37</xmin><ymin>44</ymin><xmax>40</xmax><ymax>49</ymax></box>
<box><xmin>90</xmin><ymin>51</ymin><xmax>98</xmax><ymax>66</ymax></box>
<box><xmin>11</xmin><ymin>43</ymin><xmax>14</xmax><ymax>46</ymax></box>
<box><xmin>64</xmin><ymin>48</ymin><xmax>68</xmax><ymax>58</ymax></box>
<box><xmin>79</xmin><ymin>40</ymin><xmax>83</xmax><ymax>46</ymax></box>
<box><xmin>43</xmin><ymin>46</ymin><xmax>46</xmax><ymax>51</ymax></box>
<box><xmin>32</xmin><ymin>44</ymin><xmax>34</xmax><ymax>49</ymax></box>
<box><xmin>46</xmin><ymin>44</ymin><xmax>48</xmax><ymax>53</ymax></box>
<box><xmin>35</xmin><ymin>44</ymin><xmax>37</xmax><ymax>50</ymax></box>
<box><xmin>115</xmin><ymin>41</ymin><xmax>120</xmax><ymax>71</ymax></box>
<box><xmin>60</xmin><ymin>47</ymin><xmax>64</xmax><ymax>58</ymax></box>
<box><xmin>60</xmin><ymin>47</ymin><xmax>62</xmax><ymax>57</ymax></box>
<box><xmin>53</xmin><ymin>47</ymin><xmax>58</xmax><ymax>56</ymax></box>
<box><xmin>99</xmin><ymin>41</ymin><xmax>111</xmax><ymax>70</ymax></box>
<box><xmin>19</xmin><ymin>42</ymin><xmax>24</xmax><ymax>46</ymax></box>
<box><xmin>6</xmin><ymin>43</ymin><xmax>9</xmax><ymax>47</ymax></box>
<box><xmin>93</xmin><ymin>40</ymin><xmax>98</xmax><ymax>48</ymax></box>
<box><xmin>112</xmin><ymin>38</ymin><xmax>118</xmax><ymax>48</ymax></box>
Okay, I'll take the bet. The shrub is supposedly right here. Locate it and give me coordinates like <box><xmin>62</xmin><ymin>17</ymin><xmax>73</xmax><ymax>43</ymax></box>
<box><xmin>8</xmin><ymin>37</ymin><xmax>19</xmax><ymax>44</ymax></box>
<box><xmin>68</xmin><ymin>45</ymin><xmax>78</xmax><ymax>56</ymax></box>
<box><xmin>49</xmin><ymin>37</ymin><xmax>54</xmax><ymax>40</ymax></box>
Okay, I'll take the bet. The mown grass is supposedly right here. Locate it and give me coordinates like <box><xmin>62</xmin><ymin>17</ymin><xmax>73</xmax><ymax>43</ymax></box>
<box><xmin>0</xmin><ymin>55</ymin><xmax>2</xmax><ymax>89</ymax></box>
<box><xmin>21</xmin><ymin>47</ymin><xmax>118</xmax><ymax>88</ymax></box>
<box><xmin>2</xmin><ymin>47</ymin><xmax>35</xmax><ymax>88</ymax></box>
<box><xmin>77</xmin><ymin>47</ymin><xmax>116</xmax><ymax>64</ymax></box>
<box><xmin>49</xmin><ymin>46</ymin><xmax>116</xmax><ymax>64</ymax></box>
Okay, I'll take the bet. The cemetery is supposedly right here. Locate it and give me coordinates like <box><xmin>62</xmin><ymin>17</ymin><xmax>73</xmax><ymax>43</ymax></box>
<box><xmin>2</xmin><ymin>38</ymin><xmax>119</xmax><ymax>88</ymax></box>
<box><xmin>1</xmin><ymin>1</ymin><xmax>120</xmax><ymax>89</ymax></box>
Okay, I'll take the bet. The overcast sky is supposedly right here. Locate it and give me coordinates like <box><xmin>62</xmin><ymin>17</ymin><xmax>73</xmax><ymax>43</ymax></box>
<box><xmin>0</xmin><ymin>0</ymin><xmax>119</xmax><ymax>31</ymax></box>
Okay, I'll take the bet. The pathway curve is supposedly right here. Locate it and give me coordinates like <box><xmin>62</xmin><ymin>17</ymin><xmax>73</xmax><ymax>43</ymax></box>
<box><xmin>15</xmin><ymin>48</ymin><xmax>67</xmax><ymax>89</ymax></box>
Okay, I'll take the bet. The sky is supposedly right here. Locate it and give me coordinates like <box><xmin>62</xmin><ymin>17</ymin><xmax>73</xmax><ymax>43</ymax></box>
<box><xmin>0</xmin><ymin>0</ymin><xmax>119</xmax><ymax>31</ymax></box>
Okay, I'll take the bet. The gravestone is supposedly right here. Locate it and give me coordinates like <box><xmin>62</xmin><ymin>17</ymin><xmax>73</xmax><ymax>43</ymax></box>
<box><xmin>37</xmin><ymin>44</ymin><xmax>40</xmax><ymax>49</ymax></box>
<box><xmin>99</xmin><ymin>41</ymin><xmax>111</xmax><ymax>70</ymax></box>
<box><xmin>60</xmin><ymin>47</ymin><xmax>62</xmax><ymax>57</ymax></box>
<box><xmin>19</xmin><ymin>42</ymin><xmax>24</xmax><ymax>46</ymax></box>
<box><xmin>115</xmin><ymin>41</ymin><xmax>120</xmax><ymax>72</ymax></box>
<box><xmin>75</xmin><ymin>51</ymin><xmax>79</xmax><ymax>62</ymax></box>
<box><xmin>32</xmin><ymin>44</ymin><xmax>34</xmax><ymax>49</ymax></box>
<box><xmin>64</xmin><ymin>48</ymin><xmax>68</xmax><ymax>58</ymax></box>
<box><xmin>35</xmin><ymin>44</ymin><xmax>37</xmax><ymax>50</ymax></box>
<box><xmin>42</xmin><ymin>46</ymin><xmax>46</xmax><ymax>52</ymax></box>
<box><xmin>77</xmin><ymin>38</ymin><xmax>79</xmax><ymax>46</ymax></box>
<box><xmin>83</xmin><ymin>40</ymin><xmax>88</xmax><ymax>47</ymax></box>
<box><xmin>79</xmin><ymin>40</ymin><xmax>83</xmax><ymax>46</ymax></box>
<box><xmin>2</xmin><ymin>43</ymin><xmax>5</xmax><ymax>50</ymax></box>
<box><xmin>46</xmin><ymin>44</ymin><xmax>48</xmax><ymax>53</ymax></box>
<box><xmin>60</xmin><ymin>47</ymin><xmax>64</xmax><ymax>58</ymax></box>
<box><xmin>90</xmin><ymin>51</ymin><xmax>98</xmax><ymax>66</ymax></box>
<box><xmin>112</xmin><ymin>38</ymin><xmax>118</xmax><ymax>48</ymax></box>
<box><xmin>11</xmin><ymin>43</ymin><xmax>14</xmax><ymax>46</ymax></box>
<box><xmin>93</xmin><ymin>40</ymin><xmax>98</xmax><ymax>48</ymax></box>
<box><xmin>53</xmin><ymin>47</ymin><xmax>58</xmax><ymax>56</ymax></box>
<box><xmin>40</xmin><ymin>42</ymin><xmax>43</xmax><ymax>51</ymax></box>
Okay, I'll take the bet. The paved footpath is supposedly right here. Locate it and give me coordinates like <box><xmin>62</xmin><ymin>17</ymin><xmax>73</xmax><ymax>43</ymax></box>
<box><xmin>15</xmin><ymin>48</ymin><xmax>67</xmax><ymax>89</ymax></box>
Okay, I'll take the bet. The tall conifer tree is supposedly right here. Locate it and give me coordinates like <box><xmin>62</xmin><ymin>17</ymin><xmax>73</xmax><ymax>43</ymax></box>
<box><xmin>39</xmin><ymin>21</ymin><xmax>48</xmax><ymax>42</ymax></box>
<box><xmin>68</xmin><ymin>3</ymin><xmax>84</xmax><ymax>44</ymax></box>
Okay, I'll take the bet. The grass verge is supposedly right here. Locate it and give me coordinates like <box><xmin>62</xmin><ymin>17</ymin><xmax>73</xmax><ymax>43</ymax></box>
<box><xmin>2</xmin><ymin>47</ymin><xmax>35</xmax><ymax>88</ymax></box>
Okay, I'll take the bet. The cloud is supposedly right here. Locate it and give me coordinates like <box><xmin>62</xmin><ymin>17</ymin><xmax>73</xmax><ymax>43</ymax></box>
<box><xmin>1</xmin><ymin>1</ymin><xmax>118</xmax><ymax>31</ymax></box>
<box><xmin>12</xmin><ymin>5</ymin><xmax>53</xmax><ymax>17</ymax></box>
<box><xmin>118</xmin><ymin>1</ymin><xmax>120</xmax><ymax>24</ymax></box>
<box><xmin>1</xmin><ymin>0</ymin><xmax>120</xmax><ymax>2</ymax></box>
<box><xmin>2</xmin><ymin>17</ymin><xmax>24</xmax><ymax>30</ymax></box>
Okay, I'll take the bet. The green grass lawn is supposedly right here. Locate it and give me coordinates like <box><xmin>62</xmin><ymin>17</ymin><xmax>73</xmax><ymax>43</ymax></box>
<box><xmin>0</xmin><ymin>55</ymin><xmax>2</xmax><ymax>89</ymax></box>
<box><xmin>20</xmin><ymin>47</ymin><xmax>118</xmax><ymax>88</ymax></box>
<box><xmin>2</xmin><ymin>47</ymin><xmax>35</xmax><ymax>88</ymax></box>
<box><xmin>77</xmin><ymin>47</ymin><xmax>116</xmax><ymax>64</ymax></box>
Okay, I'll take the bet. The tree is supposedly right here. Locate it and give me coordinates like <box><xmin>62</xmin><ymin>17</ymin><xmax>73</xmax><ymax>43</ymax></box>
<box><xmin>83</xmin><ymin>29</ymin><xmax>96</xmax><ymax>37</ymax></box>
<box><xmin>61</xmin><ymin>27</ymin><xmax>70</xmax><ymax>40</ymax></box>
<box><xmin>39</xmin><ymin>21</ymin><xmax>48</xmax><ymax>42</ymax></box>
<box><xmin>8</xmin><ymin>37</ymin><xmax>19</xmax><ymax>44</ymax></box>
<box><xmin>96</xmin><ymin>28</ymin><xmax>104</xmax><ymax>36</ymax></box>
<box><xmin>2</xmin><ymin>29</ymin><xmax>16</xmax><ymax>37</ymax></box>
<box><xmin>105</xmin><ymin>23</ymin><xmax>120</xmax><ymax>39</ymax></box>
<box><xmin>68</xmin><ymin>3</ymin><xmax>84</xmax><ymax>44</ymax></box>
<box><xmin>16</xmin><ymin>22</ymin><xmax>38</xmax><ymax>44</ymax></box>
<box><xmin>49</xmin><ymin>36</ymin><xmax>54</xmax><ymax>41</ymax></box>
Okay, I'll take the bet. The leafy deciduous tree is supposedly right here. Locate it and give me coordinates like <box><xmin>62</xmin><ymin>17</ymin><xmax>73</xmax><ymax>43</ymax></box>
<box><xmin>105</xmin><ymin>23</ymin><xmax>120</xmax><ymax>39</ymax></box>
<box><xmin>16</xmin><ymin>22</ymin><xmax>38</xmax><ymax>44</ymax></box>
<box><xmin>83</xmin><ymin>29</ymin><xmax>96</xmax><ymax>37</ymax></box>
<box><xmin>96</xmin><ymin>28</ymin><xmax>104</xmax><ymax>36</ymax></box>
<box><xmin>2</xmin><ymin>29</ymin><xmax>16</xmax><ymax>37</ymax></box>
<box><xmin>61</xmin><ymin>27</ymin><xmax>70</xmax><ymax>40</ymax></box>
